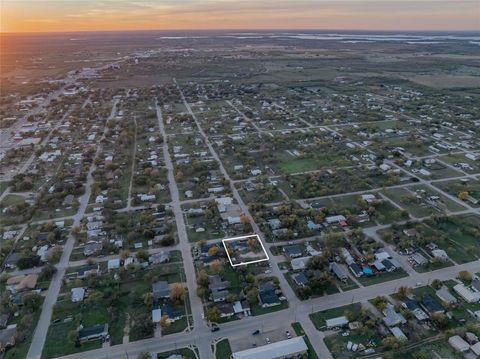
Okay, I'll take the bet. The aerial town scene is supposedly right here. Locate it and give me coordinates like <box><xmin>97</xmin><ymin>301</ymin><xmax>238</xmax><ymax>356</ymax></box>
<box><xmin>0</xmin><ymin>1</ymin><xmax>479</xmax><ymax>359</ymax></box>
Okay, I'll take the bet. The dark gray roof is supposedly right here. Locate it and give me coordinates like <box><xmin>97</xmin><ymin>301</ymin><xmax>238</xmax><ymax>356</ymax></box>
<box><xmin>152</xmin><ymin>281</ymin><xmax>170</xmax><ymax>298</ymax></box>
<box><xmin>79</xmin><ymin>324</ymin><xmax>108</xmax><ymax>339</ymax></box>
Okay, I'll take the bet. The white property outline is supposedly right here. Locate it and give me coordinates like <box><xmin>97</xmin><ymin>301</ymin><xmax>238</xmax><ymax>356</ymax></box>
<box><xmin>222</xmin><ymin>234</ymin><xmax>270</xmax><ymax>267</ymax></box>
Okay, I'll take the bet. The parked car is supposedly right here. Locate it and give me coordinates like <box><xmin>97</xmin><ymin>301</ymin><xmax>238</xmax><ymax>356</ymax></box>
<box><xmin>211</xmin><ymin>325</ymin><xmax>220</xmax><ymax>332</ymax></box>
<box><xmin>265</xmin><ymin>337</ymin><xmax>271</xmax><ymax>344</ymax></box>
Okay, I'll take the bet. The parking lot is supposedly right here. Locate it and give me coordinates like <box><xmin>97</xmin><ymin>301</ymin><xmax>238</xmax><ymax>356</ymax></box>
<box><xmin>229</xmin><ymin>324</ymin><xmax>296</xmax><ymax>352</ymax></box>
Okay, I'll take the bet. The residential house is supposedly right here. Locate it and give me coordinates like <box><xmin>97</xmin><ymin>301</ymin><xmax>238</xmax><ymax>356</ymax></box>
<box><xmin>390</xmin><ymin>327</ymin><xmax>407</xmax><ymax>341</ymax></box>
<box><xmin>431</xmin><ymin>249</ymin><xmax>449</xmax><ymax>261</ymax></box>
<box><xmin>4</xmin><ymin>253</ymin><xmax>21</xmax><ymax>269</ymax></box>
<box><xmin>76</xmin><ymin>264</ymin><xmax>100</xmax><ymax>279</ymax></box>
<box><xmin>78</xmin><ymin>324</ymin><xmax>109</xmax><ymax>342</ymax></box>
<box><xmin>436</xmin><ymin>286</ymin><xmax>458</xmax><ymax>305</ymax></box>
<box><xmin>402</xmin><ymin>298</ymin><xmax>429</xmax><ymax>321</ymax></box>
<box><xmin>420</xmin><ymin>294</ymin><xmax>445</xmax><ymax>315</ymax></box>
<box><xmin>448</xmin><ymin>335</ymin><xmax>470</xmax><ymax>352</ymax></box>
<box><xmin>152</xmin><ymin>281</ymin><xmax>170</xmax><ymax>300</ymax></box>
<box><xmin>83</xmin><ymin>242</ymin><xmax>103</xmax><ymax>256</ymax></box>
<box><xmin>330</xmin><ymin>262</ymin><xmax>348</xmax><ymax>282</ymax></box>
<box><xmin>326</xmin><ymin>316</ymin><xmax>349</xmax><ymax>329</ymax></box>
<box><xmin>107</xmin><ymin>259</ymin><xmax>121</xmax><ymax>270</ymax></box>
<box><xmin>211</xmin><ymin>290</ymin><xmax>229</xmax><ymax>303</ymax></box>
<box><xmin>453</xmin><ymin>283</ymin><xmax>480</xmax><ymax>303</ymax></box>
<box><xmin>293</xmin><ymin>272</ymin><xmax>309</xmax><ymax>287</ymax></box>
<box><xmin>71</xmin><ymin>287</ymin><xmax>86</xmax><ymax>302</ymax></box>
<box><xmin>382</xmin><ymin>304</ymin><xmax>406</xmax><ymax>327</ymax></box>
<box><xmin>233</xmin><ymin>300</ymin><xmax>251</xmax><ymax>317</ymax></box>
<box><xmin>208</xmin><ymin>275</ymin><xmax>230</xmax><ymax>292</ymax></box>
<box><xmin>267</xmin><ymin>218</ymin><xmax>282</xmax><ymax>230</ymax></box>
<box><xmin>258</xmin><ymin>282</ymin><xmax>281</xmax><ymax>308</ymax></box>
<box><xmin>6</xmin><ymin>274</ymin><xmax>38</xmax><ymax>293</ymax></box>
<box><xmin>216</xmin><ymin>303</ymin><xmax>236</xmax><ymax>318</ymax></box>
<box><xmin>149</xmin><ymin>251</ymin><xmax>170</xmax><ymax>264</ymax></box>
<box><xmin>290</xmin><ymin>256</ymin><xmax>310</xmax><ymax>271</ymax></box>
<box><xmin>0</xmin><ymin>326</ymin><xmax>17</xmax><ymax>352</ymax></box>
<box><xmin>349</xmin><ymin>263</ymin><xmax>363</xmax><ymax>278</ymax></box>
<box><xmin>160</xmin><ymin>302</ymin><xmax>184</xmax><ymax>322</ymax></box>
<box><xmin>283</xmin><ymin>245</ymin><xmax>303</xmax><ymax>259</ymax></box>
<box><xmin>325</xmin><ymin>215</ymin><xmax>347</xmax><ymax>226</ymax></box>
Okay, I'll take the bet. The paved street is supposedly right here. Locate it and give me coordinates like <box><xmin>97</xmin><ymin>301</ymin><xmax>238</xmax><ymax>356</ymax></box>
<box><xmin>56</xmin><ymin>258</ymin><xmax>480</xmax><ymax>359</ymax></box>
<box><xmin>155</xmin><ymin>101</ymin><xmax>211</xmax><ymax>359</ymax></box>
<box><xmin>26</xmin><ymin>100</ymin><xmax>119</xmax><ymax>359</ymax></box>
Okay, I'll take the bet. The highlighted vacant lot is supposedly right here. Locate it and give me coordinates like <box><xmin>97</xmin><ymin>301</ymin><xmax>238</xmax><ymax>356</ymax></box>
<box><xmin>222</xmin><ymin>234</ymin><xmax>269</xmax><ymax>267</ymax></box>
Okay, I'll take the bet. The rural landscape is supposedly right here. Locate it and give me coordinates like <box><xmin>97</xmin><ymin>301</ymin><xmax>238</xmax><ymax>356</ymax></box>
<box><xmin>1</xmin><ymin>22</ymin><xmax>480</xmax><ymax>359</ymax></box>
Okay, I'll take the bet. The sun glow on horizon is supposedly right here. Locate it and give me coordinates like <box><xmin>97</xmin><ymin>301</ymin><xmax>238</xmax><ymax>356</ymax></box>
<box><xmin>1</xmin><ymin>0</ymin><xmax>479</xmax><ymax>33</ymax></box>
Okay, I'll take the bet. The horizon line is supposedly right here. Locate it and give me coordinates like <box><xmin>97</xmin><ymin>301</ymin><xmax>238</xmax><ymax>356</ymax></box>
<box><xmin>2</xmin><ymin>27</ymin><xmax>480</xmax><ymax>35</ymax></box>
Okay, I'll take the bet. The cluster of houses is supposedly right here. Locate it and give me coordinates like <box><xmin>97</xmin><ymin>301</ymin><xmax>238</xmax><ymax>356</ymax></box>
<box><xmin>4</xmin><ymin>223</ymin><xmax>66</xmax><ymax>270</ymax></box>
<box><xmin>340</xmin><ymin>247</ymin><xmax>402</xmax><ymax>280</ymax></box>
<box><xmin>0</xmin><ymin>273</ymin><xmax>41</xmax><ymax>351</ymax></box>
<box><xmin>325</xmin><ymin>278</ymin><xmax>480</xmax><ymax>356</ymax></box>
<box><xmin>279</xmin><ymin>243</ymin><xmax>329</xmax><ymax>288</ymax></box>
<box><xmin>81</xmin><ymin>206</ymin><xmax>171</xmax><ymax>258</ymax></box>
<box><xmin>448</xmin><ymin>333</ymin><xmax>480</xmax><ymax>356</ymax></box>
<box><xmin>207</xmin><ymin>274</ymin><xmax>252</xmax><ymax>319</ymax></box>
<box><xmin>265</xmin><ymin>194</ymin><xmax>379</xmax><ymax>240</ymax></box>
<box><xmin>397</xmin><ymin>228</ymin><xmax>451</xmax><ymax>266</ymax></box>
<box><xmin>151</xmin><ymin>281</ymin><xmax>184</xmax><ymax>326</ymax></box>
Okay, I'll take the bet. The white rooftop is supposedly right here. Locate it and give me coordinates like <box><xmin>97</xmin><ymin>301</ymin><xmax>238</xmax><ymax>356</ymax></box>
<box><xmin>232</xmin><ymin>337</ymin><xmax>307</xmax><ymax>359</ymax></box>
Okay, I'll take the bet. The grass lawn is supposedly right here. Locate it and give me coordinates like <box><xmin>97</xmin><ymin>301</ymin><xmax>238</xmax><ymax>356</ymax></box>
<box><xmin>374</xmin><ymin>201</ymin><xmax>406</xmax><ymax>224</ymax></box>
<box><xmin>382</xmin><ymin>187</ymin><xmax>438</xmax><ymax>218</ymax></box>
<box><xmin>221</xmin><ymin>266</ymin><xmax>243</xmax><ymax>295</ymax></box>
<box><xmin>187</xmin><ymin>226</ymin><xmax>224</xmax><ymax>242</ymax></box>
<box><xmin>337</xmin><ymin>277</ymin><xmax>359</xmax><ymax>292</ymax></box>
<box><xmin>285</xmin><ymin>272</ymin><xmax>341</xmax><ymax>300</ymax></box>
<box><xmin>251</xmin><ymin>300</ymin><xmax>289</xmax><ymax>316</ymax></box>
<box><xmin>162</xmin><ymin>316</ymin><xmax>188</xmax><ymax>335</ymax></box>
<box><xmin>394</xmin><ymin>338</ymin><xmax>463</xmax><ymax>359</ymax></box>
<box><xmin>214</xmin><ymin>338</ymin><xmax>232</xmax><ymax>359</ymax></box>
<box><xmin>291</xmin><ymin>322</ymin><xmax>319</xmax><ymax>359</ymax></box>
<box><xmin>310</xmin><ymin>303</ymin><xmax>361</xmax><ymax>330</ymax></box>
<box><xmin>414</xmin><ymin>260</ymin><xmax>453</xmax><ymax>273</ymax></box>
<box><xmin>411</xmin><ymin>184</ymin><xmax>467</xmax><ymax>212</ymax></box>
<box><xmin>237</xmin><ymin>187</ymin><xmax>285</xmax><ymax>204</ymax></box>
<box><xmin>32</xmin><ymin>207</ymin><xmax>77</xmax><ymax>221</ymax></box>
<box><xmin>426</xmin><ymin>215</ymin><xmax>480</xmax><ymax>263</ymax></box>
<box><xmin>356</xmin><ymin>268</ymin><xmax>408</xmax><ymax>286</ymax></box>
<box><xmin>411</xmin><ymin>285</ymin><xmax>437</xmax><ymax>299</ymax></box>
<box><xmin>0</xmin><ymin>181</ymin><xmax>9</xmax><ymax>195</ymax></box>
<box><xmin>0</xmin><ymin>194</ymin><xmax>25</xmax><ymax>207</ymax></box>
<box><xmin>4</xmin><ymin>299</ymin><xmax>44</xmax><ymax>359</ymax></box>
<box><xmin>277</xmin><ymin>151</ymin><xmax>352</xmax><ymax>174</ymax></box>
<box><xmin>324</xmin><ymin>327</ymin><xmax>382</xmax><ymax>359</ymax></box>
<box><xmin>157</xmin><ymin>347</ymin><xmax>197</xmax><ymax>359</ymax></box>
<box><xmin>43</xmin><ymin>322</ymin><xmax>102</xmax><ymax>359</ymax></box>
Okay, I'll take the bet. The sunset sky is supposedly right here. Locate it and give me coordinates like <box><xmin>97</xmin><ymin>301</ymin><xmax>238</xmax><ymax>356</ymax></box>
<box><xmin>1</xmin><ymin>0</ymin><xmax>479</xmax><ymax>33</ymax></box>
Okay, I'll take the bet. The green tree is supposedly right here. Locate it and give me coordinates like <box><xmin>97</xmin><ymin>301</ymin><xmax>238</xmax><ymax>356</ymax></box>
<box><xmin>207</xmin><ymin>307</ymin><xmax>221</xmax><ymax>323</ymax></box>
<box><xmin>246</xmin><ymin>288</ymin><xmax>258</xmax><ymax>304</ymax></box>
<box><xmin>22</xmin><ymin>293</ymin><xmax>42</xmax><ymax>313</ymax></box>
<box><xmin>458</xmin><ymin>270</ymin><xmax>473</xmax><ymax>284</ymax></box>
